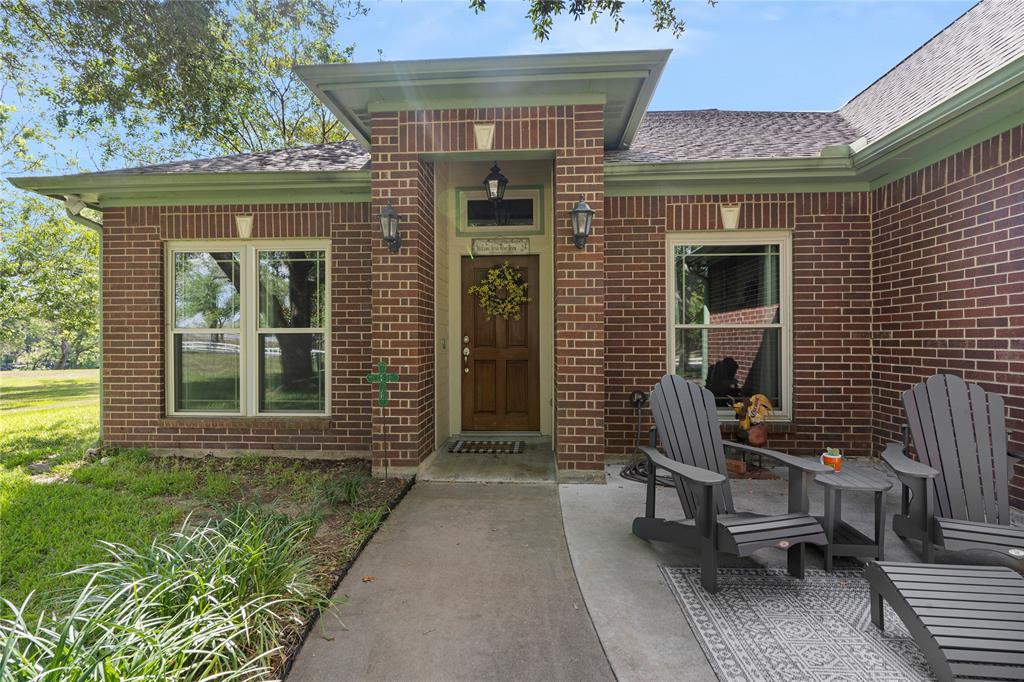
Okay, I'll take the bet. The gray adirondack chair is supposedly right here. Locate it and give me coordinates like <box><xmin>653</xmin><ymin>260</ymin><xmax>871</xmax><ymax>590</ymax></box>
<box><xmin>882</xmin><ymin>374</ymin><xmax>1024</xmax><ymax>565</ymax></box>
<box><xmin>633</xmin><ymin>375</ymin><xmax>831</xmax><ymax>593</ymax></box>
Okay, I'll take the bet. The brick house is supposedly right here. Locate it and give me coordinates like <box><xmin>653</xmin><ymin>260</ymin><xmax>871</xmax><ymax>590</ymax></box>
<box><xmin>10</xmin><ymin>1</ymin><xmax>1024</xmax><ymax>499</ymax></box>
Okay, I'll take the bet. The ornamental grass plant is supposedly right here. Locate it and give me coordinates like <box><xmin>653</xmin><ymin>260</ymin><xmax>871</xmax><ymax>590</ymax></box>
<box><xmin>0</xmin><ymin>507</ymin><xmax>329</xmax><ymax>681</ymax></box>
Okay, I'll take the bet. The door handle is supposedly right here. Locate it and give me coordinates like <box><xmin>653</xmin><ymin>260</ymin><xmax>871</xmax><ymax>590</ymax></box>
<box><xmin>463</xmin><ymin>345</ymin><xmax>470</xmax><ymax>372</ymax></box>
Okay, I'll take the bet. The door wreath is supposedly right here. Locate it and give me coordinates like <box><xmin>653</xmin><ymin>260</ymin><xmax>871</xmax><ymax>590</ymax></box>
<box><xmin>467</xmin><ymin>260</ymin><xmax>531</xmax><ymax>320</ymax></box>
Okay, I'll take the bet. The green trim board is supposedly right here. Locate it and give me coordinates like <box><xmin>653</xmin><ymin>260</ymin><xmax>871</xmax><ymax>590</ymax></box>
<box><xmin>294</xmin><ymin>50</ymin><xmax>670</xmax><ymax>150</ymax></box>
<box><xmin>454</xmin><ymin>185</ymin><xmax>545</xmax><ymax>237</ymax></box>
<box><xmin>8</xmin><ymin>170</ymin><xmax>371</xmax><ymax>208</ymax></box>
<box><xmin>420</xmin><ymin>150</ymin><xmax>556</xmax><ymax>162</ymax></box>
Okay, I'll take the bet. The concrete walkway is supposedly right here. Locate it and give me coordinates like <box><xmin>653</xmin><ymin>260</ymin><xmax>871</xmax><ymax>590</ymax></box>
<box><xmin>288</xmin><ymin>482</ymin><xmax>613</xmax><ymax>681</ymax></box>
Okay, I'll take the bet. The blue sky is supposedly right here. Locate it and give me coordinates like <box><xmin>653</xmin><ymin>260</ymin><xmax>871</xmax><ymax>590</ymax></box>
<box><xmin>345</xmin><ymin>0</ymin><xmax>977</xmax><ymax>111</ymax></box>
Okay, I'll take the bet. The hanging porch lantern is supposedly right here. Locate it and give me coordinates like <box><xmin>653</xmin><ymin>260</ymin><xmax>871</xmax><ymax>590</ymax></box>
<box><xmin>378</xmin><ymin>201</ymin><xmax>401</xmax><ymax>252</ymax></box>
<box><xmin>570</xmin><ymin>195</ymin><xmax>594</xmax><ymax>249</ymax></box>
<box><xmin>482</xmin><ymin>162</ymin><xmax>508</xmax><ymax>203</ymax></box>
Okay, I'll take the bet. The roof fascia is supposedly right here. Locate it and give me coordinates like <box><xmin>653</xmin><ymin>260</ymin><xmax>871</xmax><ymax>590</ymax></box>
<box><xmin>603</xmin><ymin>156</ymin><xmax>864</xmax><ymax>196</ymax></box>
<box><xmin>619</xmin><ymin>50</ymin><xmax>669</xmax><ymax>149</ymax></box>
<box><xmin>8</xmin><ymin>170</ymin><xmax>372</xmax><ymax>208</ymax></box>
<box><xmin>853</xmin><ymin>57</ymin><xmax>1024</xmax><ymax>187</ymax></box>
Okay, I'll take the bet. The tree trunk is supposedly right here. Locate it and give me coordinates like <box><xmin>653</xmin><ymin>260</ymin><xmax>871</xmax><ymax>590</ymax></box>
<box><xmin>56</xmin><ymin>337</ymin><xmax>70</xmax><ymax>369</ymax></box>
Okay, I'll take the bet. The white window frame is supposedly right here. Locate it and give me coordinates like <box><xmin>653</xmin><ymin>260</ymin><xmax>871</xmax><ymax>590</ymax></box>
<box><xmin>666</xmin><ymin>230</ymin><xmax>793</xmax><ymax>421</ymax></box>
<box><xmin>165</xmin><ymin>239</ymin><xmax>331</xmax><ymax>418</ymax></box>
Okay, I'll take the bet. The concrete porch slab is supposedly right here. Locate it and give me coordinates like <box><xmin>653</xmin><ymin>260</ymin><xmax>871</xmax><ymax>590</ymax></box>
<box><xmin>419</xmin><ymin>436</ymin><xmax>557</xmax><ymax>483</ymax></box>
<box><xmin>559</xmin><ymin>460</ymin><xmax>922</xmax><ymax>682</ymax></box>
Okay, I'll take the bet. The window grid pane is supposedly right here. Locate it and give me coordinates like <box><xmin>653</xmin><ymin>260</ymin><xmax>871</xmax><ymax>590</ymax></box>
<box><xmin>672</xmin><ymin>242</ymin><xmax>785</xmax><ymax>413</ymax></box>
<box><xmin>257</xmin><ymin>250</ymin><xmax>326</xmax><ymax>329</ymax></box>
<box><xmin>173</xmin><ymin>251</ymin><xmax>241</xmax><ymax>330</ymax></box>
<box><xmin>258</xmin><ymin>333</ymin><xmax>326</xmax><ymax>413</ymax></box>
<box><xmin>173</xmin><ymin>332</ymin><xmax>241</xmax><ymax>413</ymax></box>
<box><xmin>256</xmin><ymin>249</ymin><xmax>328</xmax><ymax>413</ymax></box>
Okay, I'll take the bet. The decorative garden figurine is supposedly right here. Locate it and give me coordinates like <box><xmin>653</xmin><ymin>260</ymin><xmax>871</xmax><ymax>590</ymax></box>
<box><xmin>732</xmin><ymin>393</ymin><xmax>774</xmax><ymax>446</ymax></box>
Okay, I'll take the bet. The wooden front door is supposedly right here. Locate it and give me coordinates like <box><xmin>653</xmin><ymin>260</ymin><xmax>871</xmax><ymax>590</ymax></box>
<box><xmin>461</xmin><ymin>255</ymin><xmax>540</xmax><ymax>431</ymax></box>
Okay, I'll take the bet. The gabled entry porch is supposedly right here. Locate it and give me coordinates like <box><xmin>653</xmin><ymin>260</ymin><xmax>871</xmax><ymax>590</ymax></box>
<box><xmin>298</xmin><ymin>52</ymin><xmax>672</xmax><ymax>482</ymax></box>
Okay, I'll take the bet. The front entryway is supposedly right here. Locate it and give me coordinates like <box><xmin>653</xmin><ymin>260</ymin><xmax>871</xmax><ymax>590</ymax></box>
<box><xmin>460</xmin><ymin>255</ymin><xmax>540</xmax><ymax>431</ymax></box>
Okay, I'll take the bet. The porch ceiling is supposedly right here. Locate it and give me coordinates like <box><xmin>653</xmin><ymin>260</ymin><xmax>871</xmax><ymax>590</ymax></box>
<box><xmin>293</xmin><ymin>50</ymin><xmax>671</xmax><ymax>150</ymax></box>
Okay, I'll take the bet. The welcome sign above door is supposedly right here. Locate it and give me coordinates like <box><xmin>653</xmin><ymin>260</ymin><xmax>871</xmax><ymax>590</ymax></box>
<box><xmin>472</xmin><ymin>238</ymin><xmax>531</xmax><ymax>256</ymax></box>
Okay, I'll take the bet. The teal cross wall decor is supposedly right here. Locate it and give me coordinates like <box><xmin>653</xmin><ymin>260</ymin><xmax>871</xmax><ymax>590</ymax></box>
<box><xmin>366</xmin><ymin>361</ymin><xmax>399</xmax><ymax>407</ymax></box>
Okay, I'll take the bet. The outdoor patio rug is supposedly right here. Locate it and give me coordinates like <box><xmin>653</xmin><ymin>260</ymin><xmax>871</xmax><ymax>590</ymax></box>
<box><xmin>661</xmin><ymin>566</ymin><xmax>933</xmax><ymax>681</ymax></box>
<box><xmin>447</xmin><ymin>440</ymin><xmax>525</xmax><ymax>455</ymax></box>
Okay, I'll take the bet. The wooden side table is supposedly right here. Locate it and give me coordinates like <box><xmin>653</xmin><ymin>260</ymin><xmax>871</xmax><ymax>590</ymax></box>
<box><xmin>815</xmin><ymin>468</ymin><xmax>893</xmax><ymax>571</ymax></box>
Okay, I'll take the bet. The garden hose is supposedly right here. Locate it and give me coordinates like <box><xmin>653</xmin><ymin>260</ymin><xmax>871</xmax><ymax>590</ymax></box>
<box><xmin>619</xmin><ymin>390</ymin><xmax>675</xmax><ymax>487</ymax></box>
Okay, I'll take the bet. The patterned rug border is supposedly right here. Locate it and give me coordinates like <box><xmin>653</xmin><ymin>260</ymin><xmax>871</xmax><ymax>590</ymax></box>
<box><xmin>447</xmin><ymin>440</ymin><xmax>526</xmax><ymax>454</ymax></box>
<box><xmin>660</xmin><ymin>566</ymin><xmax>933</xmax><ymax>682</ymax></box>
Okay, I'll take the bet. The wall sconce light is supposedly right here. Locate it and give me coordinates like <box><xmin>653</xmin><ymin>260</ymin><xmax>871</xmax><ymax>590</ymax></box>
<box><xmin>570</xmin><ymin>195</ymin><xmax>594</xmax><ymax>249</ymax></box>
<box><xmin>378</xmin><ymin>201</ymin><xmax>401</xmax><ymax>252</ymax></box>
<box><xmin>720</xmin><ymin>204</ymin><xmax>741</xmax><ymax>230</ymax></box>
<box><xmin>235</xmin><ymin>214</ymin><xmax>254</xmax><ymax>239</ymax></box>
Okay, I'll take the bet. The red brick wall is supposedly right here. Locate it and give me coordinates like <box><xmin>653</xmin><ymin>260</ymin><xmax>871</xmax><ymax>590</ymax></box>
<box><xmin>370</xmin><ymin>106</ymin><xmax>606</xmax><ymax>478</ymax></box>
<box><xmin>872</xmin><ymin>124</ymin><xmax>1024</xmax><ymax>507</ymax></box>
<box><xmin>369</xmin><ymin>110</ymin><xmax>437</xmax><ymax>473</ymax></box>
<box><xmin>604</xmin><ymin>193</ymin><xmax>873</xmax><ymax>459</ymax></box>
<box><xmin>100</xmin><ymin>203</ymin><xmax>374</xmax><ymax>455</ymax></box>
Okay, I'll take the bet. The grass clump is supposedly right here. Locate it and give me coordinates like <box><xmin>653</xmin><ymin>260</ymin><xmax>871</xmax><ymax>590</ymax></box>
<box><xmin>320</xmin><ymin>472</ymin><xmax>367</xmax><ymax>507</ymax></box>
<box><xmin>349</xmin><ymin>506</ymin><xmax>388</xmax><ymax>534</ymax></box>
<box><xmin>0</xmin><ymin>507</ymin><xmax>329</xmax><ymax>680</ymax></box>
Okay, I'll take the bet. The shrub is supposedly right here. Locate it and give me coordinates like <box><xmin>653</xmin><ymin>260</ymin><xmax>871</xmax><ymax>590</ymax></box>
<box><xmin>0</xmin><ymin>507</ymin><xmax>328</xmax><ymax>680</ymax></box>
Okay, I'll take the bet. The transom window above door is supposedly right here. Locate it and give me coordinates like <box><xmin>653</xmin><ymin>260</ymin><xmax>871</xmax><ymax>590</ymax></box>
<box><xmin>667</xmin><ymin>232</ymin><xmax>792</xmax><ymax>419</ymax></box>
<box><xmin>166</xmin><ymin>241</ymin><xmax>329</xmax><ymax>417</ymax></box>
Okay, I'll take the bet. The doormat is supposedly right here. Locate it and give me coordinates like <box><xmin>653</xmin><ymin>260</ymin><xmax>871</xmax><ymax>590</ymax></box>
<box><xmin>661</xmin><ymin>566</ymin><xmax>933</xmax><ymax>682</ymax></box>
<box><xmin>448</xmin><ymin>440</ymin><xmax>525</xmax><ymax>455</ymax></box>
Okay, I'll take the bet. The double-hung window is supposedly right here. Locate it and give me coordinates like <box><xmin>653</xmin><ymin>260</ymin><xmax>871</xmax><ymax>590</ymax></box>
<box><xmin>667</xmin><ymin>231</ymin><xmax>791</xmax><ymax>419</ymax></box>
<box><xmin>167</xmin><ymin>241</ymin><xmax>329</xmax><ymax>416</ymax></box>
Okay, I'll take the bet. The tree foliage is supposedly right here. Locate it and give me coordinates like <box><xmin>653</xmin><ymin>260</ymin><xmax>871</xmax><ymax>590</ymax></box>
<box><xmin>470</xmin><ymin>0</ymin><xmax>715</xmax><ymax>41</ymax></box>
<box><xmin>0</xmin><ymin>0</ymin><xmax>362</xmax><ymax>166</ymax></box>
<box><xmin>0</xmin><ymin>195</ymin><xmax>99</xmax><ymax>368</ymax></box>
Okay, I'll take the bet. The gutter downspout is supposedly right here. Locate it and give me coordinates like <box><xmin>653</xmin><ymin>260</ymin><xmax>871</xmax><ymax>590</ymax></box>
<box><xmin>64</xmin><ymin>195</ymin><xmax>104</xmax><ymax>446</ymax></box>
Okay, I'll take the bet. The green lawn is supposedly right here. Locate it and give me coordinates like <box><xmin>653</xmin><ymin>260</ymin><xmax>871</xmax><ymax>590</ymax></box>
<box><xmin>0</xmin><ymin>369</ymin><xmax>100</xmax><ymax>469</ymax></box>
<box><xmin>0</xmin><ymin>370</ymin><xmax>405</xmax><ymax>624</ymax></box>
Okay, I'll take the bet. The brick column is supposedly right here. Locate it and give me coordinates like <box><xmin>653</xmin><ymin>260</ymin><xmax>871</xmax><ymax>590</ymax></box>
<box><xmin>554</xmin><ymin>104</ymin><xmax>606</xmax><ymax>480</ymax></box>
<box><xmin>370</xmin><ymin>112</ymin><xmax>435</xmax><ymax>475</ymax></box>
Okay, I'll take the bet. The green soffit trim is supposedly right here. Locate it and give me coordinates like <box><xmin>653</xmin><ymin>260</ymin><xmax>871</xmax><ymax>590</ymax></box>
<box><xmin>7</xmin><ymin>170</ymin><xmax>371</xmax><ymax>208</ymax></box>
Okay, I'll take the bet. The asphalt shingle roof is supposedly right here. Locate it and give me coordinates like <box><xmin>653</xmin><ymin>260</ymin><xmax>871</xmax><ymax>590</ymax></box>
<box><xmin>605</xmin><ymin>110</ymin><xmax>860</xmax><ymax>163</ymax></box>
<box><xmin>839</xmin><ymin>0</ymin><xmax>1024</xmax><ymax>143</ymax></box>
<box><xmin>93</xmin><ymin>140</ymin><xmax>370</xmax><ymax>174</ymax></box>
